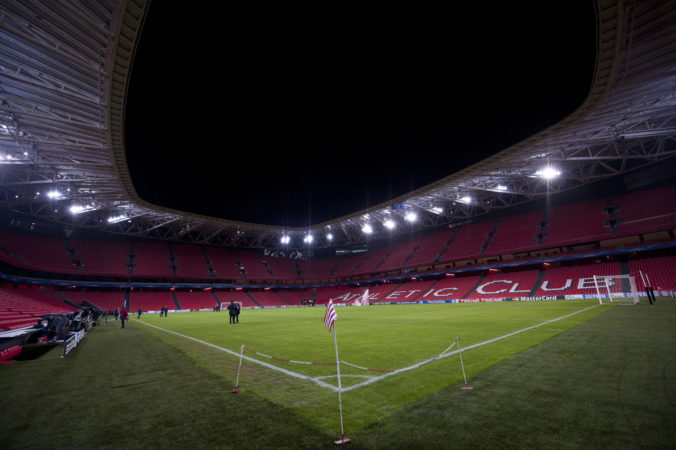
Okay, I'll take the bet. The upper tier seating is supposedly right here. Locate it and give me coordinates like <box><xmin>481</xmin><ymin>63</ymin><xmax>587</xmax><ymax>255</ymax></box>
<box><xmin>0</xmin><ymin>231</ymin><xmax>77</xmax><ymax>274</ymax></box>
<box><xmin>204</xmin><ymin>247</ymin><xmax>242</xmax><ymax>279</ymax></box>
<box><xmin>541</xmin><ymin>198</ymin><xmax>613</xmax><ymax>247</ymax></box>
<box><xmin>172</xmin><ymin>243</ymin><xmax>211</xmax><ymax>279</ymax></box>
<box><xmin>485</xmin><ymin>210</ymin><xmax>544</xmax><ymax>256</ymax></box>
<box><xmin>0</xmin><ymin>185</ymin><xmax>672</xmax><ymax>282</ymax></box>
<box><xmin>613</xmin><ymin>185</ymin><xmax>675</xmax><ymax>236</ymax></box>
<box><xmin>70</xmin><ymin>240</ymin><xmax>131</xmax><ymax>276</ymax></box>
<box><xmin>133</xmin><ymin>242</ymin><xmax>173</xmax><ymax>277</ymax></box>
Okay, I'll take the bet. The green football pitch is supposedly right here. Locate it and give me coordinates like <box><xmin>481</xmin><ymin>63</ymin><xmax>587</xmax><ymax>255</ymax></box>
<box><xmin>135</xmin><ymin>300</ymin><xmax>608</xmax><ymax>431</ymax></box>
<box><xmin>2</xmin><ymin>298</ymin><xmax>674</xmax><ymax>449</ymax></box>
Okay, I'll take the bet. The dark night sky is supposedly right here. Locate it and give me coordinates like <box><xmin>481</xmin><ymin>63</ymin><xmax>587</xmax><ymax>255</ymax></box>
<box><xmin>124</xmin><ymin>1</ymin><xmax>596</xmax><ymax>228</ymax></box>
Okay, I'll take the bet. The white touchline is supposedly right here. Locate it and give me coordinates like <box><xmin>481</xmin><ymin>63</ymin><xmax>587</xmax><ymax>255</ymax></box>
<box><xmin>341</xmin><ymin>303</ymin><xmax>601</xmax><ymax>392</ymax></box>
<box><xmin>136</xmin><ymin>303</ymin><xmax>600</xmax><ymax>393</ymax></box>
<box><xmin>136</xmin><ymin>320</ymin><xmax>341</xmax><ymax>392</ymax></box>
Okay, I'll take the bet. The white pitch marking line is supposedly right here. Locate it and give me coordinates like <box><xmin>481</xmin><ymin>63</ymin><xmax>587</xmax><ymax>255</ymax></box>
<box><xmin>137</xmin><ymin>303</ymin><xmax>600</xmax><ymax>393</ymax></box>
<box><xmin>136</xmin><ymin>320</ymin><xmax>340</xmax><ymax>392</ymax></box>
<box><xmin>341</xmin><ymin>303</ymin><xmax>600</xmax><ymax>392</ymax></box>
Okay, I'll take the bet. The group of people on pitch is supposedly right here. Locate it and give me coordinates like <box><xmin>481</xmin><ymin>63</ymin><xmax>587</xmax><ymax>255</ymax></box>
<box><xmin>227</xmin><ymin>300</ymin><xmax>240</xmax><ymax>324</ymax></box>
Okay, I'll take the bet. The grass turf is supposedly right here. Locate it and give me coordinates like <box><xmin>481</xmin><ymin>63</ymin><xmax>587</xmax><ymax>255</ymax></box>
<box><xmin>1</xmin><ymin>298</ymin><xmax>674</xmax><ymax>448</ymax></box>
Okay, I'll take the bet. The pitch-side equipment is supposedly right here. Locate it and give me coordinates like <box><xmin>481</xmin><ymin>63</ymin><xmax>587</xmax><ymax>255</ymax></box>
<box><xmin>592</xmin><ymin>274</ymin><xmax>640</xmax><ymax>305</ymax></box>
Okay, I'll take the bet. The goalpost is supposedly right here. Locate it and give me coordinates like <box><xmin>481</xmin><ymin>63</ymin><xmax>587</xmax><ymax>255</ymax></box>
<box><xmin>592</xmin><ymin>274</ymin><xmax>640</xmax><ymax>305</ymax></box>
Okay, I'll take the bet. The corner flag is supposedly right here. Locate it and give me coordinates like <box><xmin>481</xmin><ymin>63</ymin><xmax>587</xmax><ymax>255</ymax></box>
<box><xmin>324</xmin><ymin>300</ymin><xmax>337</xmax><ymax>332</ymax></box>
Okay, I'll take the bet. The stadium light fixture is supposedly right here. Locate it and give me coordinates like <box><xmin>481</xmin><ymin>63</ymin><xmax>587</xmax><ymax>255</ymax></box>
<box><xmin>384</xmin><ymin>219</ymin><xmax>396</xmax><ymax>230</ymax></box>
<box><xmin>303</xmin><ymin>234</ymin><xmax>314</xmax><ymax>244</ymax></box>
<box><xmin>362</xmin><ymin>223</ymin><xmax>373</xmax><ymax>234</ymax></box>
<box><xmin>496</xmin><ymin>184</ymin><xmax>508</xmax><ymax>191</ymax></box>
<box><xmin>69</xmin><ymin>204</ymin><xmax>96</xmax><ymax>214</ymax></box>
<box><xmin>326</xmin><ymin>233</ymin><xmax>333</xmax><ymax>241</ymax></box>
<box><xmin>107</xmin><ymin>214</ymin><xmax>128</xmax><ymax>224</ymax></box>
<box><xmin>405</xmin><ymin>212</ymin><xmax>418</xmax><ymax>222</ymax></box>
<box><xmin>535</xmin><ymin>166</ymin><xmax>561</xmax><ymax>179</ymax></box>
<box><xmin>280</xmin><ymin>235</ymin><xmax>291</xmax><ymax>245</ymax></box>
<box><xmin>431</xmin><ymin>206</ymin><xmax>443</xmax><ymax>214</ymax></box>
<box><xmin>458</xmin><ymin>195</ymin><xmax>472</xmax><ymax>204</ymax></box>
<box><xmin>47</xmin><ymin>190</ymin><xmax>62</xmax><ymax>199</ymax></box>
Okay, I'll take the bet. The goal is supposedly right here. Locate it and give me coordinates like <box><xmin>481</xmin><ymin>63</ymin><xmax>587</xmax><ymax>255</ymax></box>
<box><xmin>592</xmin><ymin>275</ymin><xmax>640</xmax><ymax>305</ymax></box>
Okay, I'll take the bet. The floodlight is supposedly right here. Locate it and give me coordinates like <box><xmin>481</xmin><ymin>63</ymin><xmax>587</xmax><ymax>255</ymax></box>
<box><xmin>496</xmin><ymin>185</ymin><xmax>507</xmax><ymax>191</ymax></box>
<box><xmin>362</xmin><ymin>224</ymin><xmax>373</xmax><ymax>234</ymax></box>
<box><xmin>536</xmin><ymin>166</ymin><xmax>560</xmax><ymax>179</ymax></box>
<box><xmin>432</xmin><ymin>206</ymin><xmax>443</xmax><ymax>214</ymax></box>
<box><xmin>107</xmin><ymin>214</ymin><xmax>128</xmax><ymax>224</ymax></box>
<box><xmin>70</xmin><ymin>203</ymin><xmax>96</xmax><ymax>214</ymax></box>
<box><xmin>458</xmin><ymin>195</ymin><xmax>472</xmax><ymax>204</ymax></box>
<box><xmin>303</xmin><ymin>234</ymin><xmax>314</xmax><ymax>244</ymax></box>
<box><xmin>47</xmin><ymin>190</ymin><xmax>62</xmax><ymax>199</ymax></box>
<box><xmin>405</xmin><ymin>212</ymin><xmax>417</xmax><ymax>222</ymax></box>
<box><xmin>326</xmin><ymin>233</ymin><xmax>333</xmax><ymax>241</ymax></box>
<box><xmin>280</xmin><ymin>235</ymin><xmax>290</xmax><ymax>244</ymax></box>
<box><xmin>384</xmin><ymin>219</ymin><xmax>396</xmax><ymax>230</ymax></box>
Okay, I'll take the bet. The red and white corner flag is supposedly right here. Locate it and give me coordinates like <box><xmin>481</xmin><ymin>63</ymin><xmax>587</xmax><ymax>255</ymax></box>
<box><xmin>324</xmin><ymin>299</ymin><xmax>337</xmax><ymax>332</ymax></box>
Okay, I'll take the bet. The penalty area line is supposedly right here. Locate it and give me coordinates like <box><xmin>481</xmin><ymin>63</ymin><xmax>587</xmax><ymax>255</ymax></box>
<box><xmin>135</xmin><ymin>320</ymin><xmax>340</xmax><ymax>392</ymax></box>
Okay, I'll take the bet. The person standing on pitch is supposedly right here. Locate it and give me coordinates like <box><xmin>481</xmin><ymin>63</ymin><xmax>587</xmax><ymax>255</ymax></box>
<box><xmin>227</xmin><ymin>300</ymin><xmax>237</xmax><ymax>324</ymax></box>
<box><xmin>137</xmin><ymin>307</ymin><xmax>143</xmax><ymax>319</ymax></box>
<box><xmin>235</xmin><ymin>301</ymin><xmax>240</xmax><ymax>323</ymax></box>
<box><xmin>120</xmin><ymin>307</ymin><xmax>129</xmax><ymax>328</ymax></box>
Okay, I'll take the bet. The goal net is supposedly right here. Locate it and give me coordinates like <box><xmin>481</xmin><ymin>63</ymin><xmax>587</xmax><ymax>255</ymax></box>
<box><xmin>592</xmin><ymin>275</ymin><xmax>640</xmax><ymax>305</ymax></box>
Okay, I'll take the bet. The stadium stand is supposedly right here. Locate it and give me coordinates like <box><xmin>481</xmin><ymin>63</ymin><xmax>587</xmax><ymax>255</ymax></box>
<box><xmin>485</xmin><ymin>210</ymin><xmax>545</xmax><ymax>257</ymax></box>
<box><xmin>415</xmin><ymin>275</ymin><xmax>483</xmax><ymax>301</ymax></box>
<box><xmin>174</xmin><ymin>291</ymin><xmax>219</xmax><ymax>310</ymax></box>
<box><xmin>0</xmin><ymin>286</ymin><xmax>76</xmax><ymax>330</ymax></box>
<box><xmin>204</xmin><ymin>247</ymin><xmax>242</xmax><ymax>279</ymax></box>
<box><xmin>0</xmin><ymin>185</ymin><xmax>672</xmax><ymax>286</ymax></box>
<box><xmin>629</xmin><ymin>255</ymin><xmax>676</xmax><ymax>290</ymax></box>
<box><xmin>404</xmin><ymin>229</ymin><xmax>456</xmax><ymax>267</ymax></box>
<box><xmin>613</xmin><ymin>185</ymin><xmax>676</xmax><ymax>236</ymax></box>
<box><xmin>132</xmin><ymin>242</ymin><xmax>174</xmax><ymax>277</ymax></box>
<box><xmin>70</xmin><ymin>240</ymin><xmax>131</xmax><ymax>276</ymax></box>
<box><xmin>0</xmin><ymin>231</ymin><xmax>78</xmax><ymax>274</ymax></box>
<box><xmin>172</xmin><ymin>243</ymin><xmax>211</xmax><ymax>279</ymax></box>
<box><xmin>248</xmin><ymin>291</ymin><xmax>292</xmax><ymax>307</ymax></box>
<box><xmin>231</xmin><ymin>249</ymin><xmax>272</xmax><ymax>280</ymax></box>
<box><xmin>261</xmin><ymin>255</ymin><xmax>299</xmax><ymax>280</ymax></box>
<box><xmin>466</xmin><ymin>270</ymin><xmax>541</xmax><ymax>299</ymax></box>
<box><xmin>377</xmin><ymin>237</ymin><xmax>426</xmax><ymax>273</ymax></box>
<box><xmin>129</xmin><ymin>291</ymin><xmax>175</xmax><ymax>312</ymax></box>
<box><xmin>533</xmin><ymin>262</ymin><xmax>622</xmax><ymax>297</ymax></box>
<box><xmin>213</xmin><ymin>291</ymin><xmax>258</xmax><ymax>308</ymax></box>
<box><xmin>63</xmin><ymin>291</ymin><xmax>126</xmax><ymax>312</ymax></box>
<box><xmin>442</xmin><ymin>220</ymin><xmax>498</xmax><ymax>262</ymax></box>
<box><xmin>296</xmin><ymin>258</ymin><xmax>337</xmax><ymax>281</ymax></box>
<box><xmin>540</xmin><ymin>198</ymin><xmax>613</xmax><ymax>248</ymax></box>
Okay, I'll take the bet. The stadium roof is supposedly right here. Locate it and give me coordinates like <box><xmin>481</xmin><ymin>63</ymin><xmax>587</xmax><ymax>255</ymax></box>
<box><xmin>0</xmin><ymin>0</ymin><xmax>675</xmax><ymax>251</ymax></box>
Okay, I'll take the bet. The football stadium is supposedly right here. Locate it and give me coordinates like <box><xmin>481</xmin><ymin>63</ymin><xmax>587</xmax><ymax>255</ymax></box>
<box><xmin>1</xmin><ymin>1</ymin><xmax>675</xmax><ymax>448</ymax></box>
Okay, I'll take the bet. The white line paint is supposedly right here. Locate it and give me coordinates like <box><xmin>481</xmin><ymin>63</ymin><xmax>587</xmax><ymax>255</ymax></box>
<box><xmin>342</xmin><ymin>304</ymin><xmax>600</xmax><ymax>391</ymax></box>
<box><xmin>136</xmin><ymin>303</ymin><xmax>600</xmax><ymax>393</ymax></box>
<box><xmin>136</xmin><ymin>320</ymin><xmax>340</xmax><ymax>392</ymax></box>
